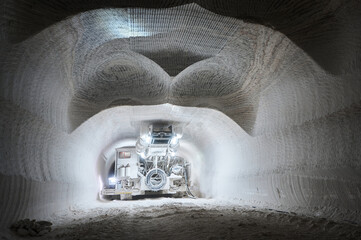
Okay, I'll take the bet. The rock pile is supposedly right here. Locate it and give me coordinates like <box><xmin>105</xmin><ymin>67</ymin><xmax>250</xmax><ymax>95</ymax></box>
<box><xmin>10</xmin><ymin>219</ymin><xmax>52</xmax><ymax>237</ymax></box>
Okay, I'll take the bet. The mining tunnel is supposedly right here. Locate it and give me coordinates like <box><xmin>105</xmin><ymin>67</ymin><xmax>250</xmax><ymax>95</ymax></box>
<box><xmin>1</xmin><ymin>1</ymin><xmax>361</xmax><ymax>239</ymax></box>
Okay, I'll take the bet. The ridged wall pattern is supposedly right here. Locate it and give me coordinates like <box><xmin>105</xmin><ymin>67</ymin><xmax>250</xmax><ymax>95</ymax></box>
<box><xmin>0</xmin><ymin>1</ymin><xmax>360</xmax><ymax>229</ymax></box>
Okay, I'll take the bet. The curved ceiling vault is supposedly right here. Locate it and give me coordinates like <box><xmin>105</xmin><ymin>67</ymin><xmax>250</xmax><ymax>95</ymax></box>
<box><xmin>3</xmin><ymin>3</ymin><xmax>358</xmax><ymax>135</ymax></box>
<box><xmin>2</xmin><ymin>0</ymin><xmax>361</xmax><ymax>74</ymax></box>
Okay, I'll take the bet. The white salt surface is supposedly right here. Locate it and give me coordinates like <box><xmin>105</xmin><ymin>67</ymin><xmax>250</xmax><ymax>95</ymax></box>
<box><xmin>2</xmin><ymin>198</ymin><xmax>360</xmax><ymax>240</ymax></box>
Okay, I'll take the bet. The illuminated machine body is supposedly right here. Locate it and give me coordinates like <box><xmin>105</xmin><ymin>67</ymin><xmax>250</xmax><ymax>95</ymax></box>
<box><xmin>101</xmin><ymin>124</ymin><xmax>193</xmax><ymax>200</ymax></box>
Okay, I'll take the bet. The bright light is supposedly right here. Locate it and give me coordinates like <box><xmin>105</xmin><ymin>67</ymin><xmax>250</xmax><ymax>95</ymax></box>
<box><xmin>175</xmin><ymin>133</ymin><xmax>183</xmax><ymax>139</ymax></box>
<box><xmin>142</xmin><ymin>135</ymin><xmax>152</xmax><ymax>144</ymax></box>
<box><xmin>108</xmin><ymin>177</ymin><xmax>117</xmax><ymax>185</ymax></box>
<box><xmin>172</xmin><ymin>165</ymin><xmax>183</xmax><ymax>175</ymax></box>
<box><xmin>98</xmin><ymin>176</ymin><xmax>103</xmax><ymax>191</ymax></box>
<box><xmin>140</xmin><ymin>152</ymin><xmax>147</xmax><ymax>159</ymax></box>
<box><xmin>170</xmin><ymin>137</ymin><xmax>179</xmax><ymax>145</ymax></box>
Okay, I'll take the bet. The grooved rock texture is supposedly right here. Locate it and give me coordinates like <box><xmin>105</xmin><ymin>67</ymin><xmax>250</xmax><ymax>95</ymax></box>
<box><xmin>1</xmin><ymin>1</ymin><xmax>361</xmax><ymax>231</ymax></box>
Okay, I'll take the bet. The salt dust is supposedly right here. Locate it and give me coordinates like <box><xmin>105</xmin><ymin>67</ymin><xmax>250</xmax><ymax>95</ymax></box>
<box><xmin>3</xmin><ymin>198</ymin><xmax>361</xmax><ymax>240</ymax></box>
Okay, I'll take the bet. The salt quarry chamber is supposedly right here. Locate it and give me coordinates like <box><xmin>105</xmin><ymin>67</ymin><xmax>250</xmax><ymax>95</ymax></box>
<box><xmin>0</xmin><ymin>1</ymin><xmax>361</xmax><ymax>239</ymax></box>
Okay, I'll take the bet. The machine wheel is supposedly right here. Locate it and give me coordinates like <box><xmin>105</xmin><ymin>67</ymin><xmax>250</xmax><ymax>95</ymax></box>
<box><xmin>120</xmin><ymin>194</ymin><xmax>132</xmax><ymax>200</ymax></box>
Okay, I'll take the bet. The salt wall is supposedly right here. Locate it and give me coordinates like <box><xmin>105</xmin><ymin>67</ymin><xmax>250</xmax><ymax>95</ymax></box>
<box><xmin>1</xmin><ymin>1</ymin><xmax>361</xmax><ymax>228</ymax></box>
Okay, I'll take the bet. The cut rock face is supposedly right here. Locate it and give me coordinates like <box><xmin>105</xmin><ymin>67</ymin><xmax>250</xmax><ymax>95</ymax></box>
<box><xmin>1</xmin><ymin>0</ymin><xmax>361</xmax><ymax>231</ymax></box>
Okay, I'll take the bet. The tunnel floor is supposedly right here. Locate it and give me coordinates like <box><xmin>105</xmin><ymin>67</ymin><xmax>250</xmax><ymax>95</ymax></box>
<box><xmin>6</xmin><ymin>198</ymin><xmax>361</xmax><ymax>240</ymax></box>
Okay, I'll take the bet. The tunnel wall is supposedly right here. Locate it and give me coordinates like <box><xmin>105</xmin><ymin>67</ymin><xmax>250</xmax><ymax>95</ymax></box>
<box><xmin>1</xmin><ymin>3</ymin><xmax>361</xmax><ymax>230</ymax></box>
<box><xmin>0</xmin><ymin>99</ymin><xmax>74</xmax><ymax>227</ymax></box>
<box><xmin>212</xmin><ymin>75</ymin><xmax>361</xmax><ymax>222</ymax></box>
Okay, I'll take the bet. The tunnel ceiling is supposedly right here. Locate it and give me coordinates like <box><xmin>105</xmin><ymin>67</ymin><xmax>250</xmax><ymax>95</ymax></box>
<box><xmin>1</xmin><ymin>0</ymin><xmax>361</xmax><ymax>74</ymax></box>
<box><xmin>2</xmin><ymin>2</ymin><xmax>360</xmax><ymax>135</ymax></box>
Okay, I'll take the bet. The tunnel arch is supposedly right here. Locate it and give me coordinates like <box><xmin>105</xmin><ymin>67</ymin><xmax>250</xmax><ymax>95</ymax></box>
<box><xmin>65</xmin><ymin>104</ymin><xmax>248</xmax><ymax>201</ymax></box>
<box><xmin>12</xmin><ymin>4</ymin><xmax>347</xmax><ymax>135</ymax></box>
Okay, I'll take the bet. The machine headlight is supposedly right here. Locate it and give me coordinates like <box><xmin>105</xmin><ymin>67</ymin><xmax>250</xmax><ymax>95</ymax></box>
<box><xmin>170</xmin><ymin>137</ymin><xmax>179</xmax><ymax>145</ymax></box>
<box><xmin>142</xmin><ymin>135</ymin><xmax>152</xmax><ymax>144</ymax></box>
<box><xmin>140</xmin><ymin>151</ymin><xmax>148</xmax><ymax>159</ymax></box>
<box><xmin>108</xmin><ymin>177</ymin><xmax>117</xmax><ymax>185</ymax></box>
<box><xmin>171</xmin><ymin>165</ymin><xmax>183</xmax><ymax>175</ymax></box>
<box><xmin>169</xmin><ymin>136</ymin><xmax>180</xmax><ymax>153</ymax></box>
